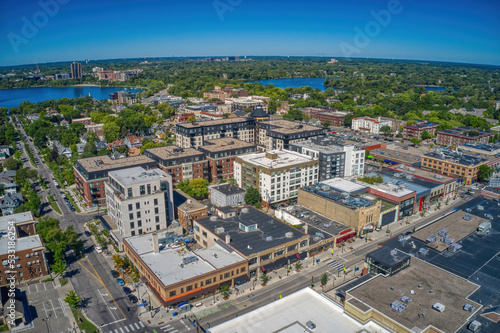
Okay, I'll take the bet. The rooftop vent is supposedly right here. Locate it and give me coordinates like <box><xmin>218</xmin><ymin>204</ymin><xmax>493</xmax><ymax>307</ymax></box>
<box><xmin>214</xmin><ymin>227</ymin><xmax>225</xmax><ymax>234</ymax></box>
<box><xmin>463</xmin><ymin>304</ymin><xmax>475</xmax><ymax>312</ymax></box>
<box><xmin>285</xmin><ymin>232</ymin><xmax>293</xmax><ymax>238</ymax></box>
<box><xmin>391</xmin><ymin>300</ymin><xmax>407</xmax><ymax>312</ymax></box>
<box><xmin>210</xmin><ymin>216</ymin><xmax>218</xmax><ymax>221</ymax></box>
<box><xmin>241</xmin><ymin>207</ymin><xmax>249</xmax><ymax>214</ymax></box>
<box><xmin>426</xmin><ymin>235</ymin><xmax>437</xmax><ymax>243</ymax></box>
<box><xmin>432</xmin><ymin>303</ymin><xmax>445</xmax><ymax>313</ymax></box>
<box><xmin>265</xmin><ymin>236</ymin><xmax>273</xmax><ymax>241</ymax></box>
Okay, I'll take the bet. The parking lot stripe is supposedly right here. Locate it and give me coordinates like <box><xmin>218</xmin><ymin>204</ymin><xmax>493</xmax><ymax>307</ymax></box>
<box><xmin>124</xmin><ymin>325</ymin><xmax>130</xmax><ymax>332</ymax></box>
<box><xmin>35</xmin><ymin>284</ymin><xmax>39</xmax><ymax>292</ymax></box>
<box><xmin>44</xmin><ymin>283</ymin><xmax>47</xmax><ymax>290</ymax></box>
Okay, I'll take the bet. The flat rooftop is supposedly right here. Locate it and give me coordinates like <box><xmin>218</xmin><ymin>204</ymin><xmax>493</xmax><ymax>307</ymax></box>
<box><xmin>357</xmin><ymin>177</ymin><xmax>415</xmax><ymax>198</ymax></box>
<box><xmin>300</xmin><ymin>184</ymin><xmax>377</xmax><ymax>210</ymax></box>
<box><xmin>0</xmin><ymin>235</ymin><xmax>44</xmax><ymax>255</ymax></box>
<box><xmin>109</xmin><ymin>167</ymin><xmax>171</xmax><ymax>186</ymax></box>
<box><xmin>145</xmin><ymin>145</ymin><xmax>204</xmax><ymax>161</ymax></box>
<box><xmin>366</xmin><ymin>171</ymin><xmax>434</xmax><ymax>196</ymax></box>
<box><xmin>412</xmin><ymin>210</ymin><xmax>487</xmax><ymax>252</ymax></box>
<box><xmin>319</xmin><ymin>178</ymin><xmax>368</xmax><ymax>193</ymax></box>
<box><xmin>438</xmin><ymin>126</ymin><xmax>492</xmax><ymax>137</ymax></box>
<box><xmin>290</xmin><ymin>138</ymin><xmax>349</xmax><ymax>155</ymax></box>
<box><xmin>370</xmin><ymin>148</ymin><xmax>423</xmax><ymax>165</ymax></box>
<box><xmin>0</xmin><ymin>212</ymin><xmax>34</xmax><ymax>232</ymax></box>
<box><xmin>208</xmin><ymin>287</ymin><xmax>385</xmax><ymax>333</ymax></box>
<box><xmin>199</xmin><ymin>138</ymin><xmax>256</xmax><ymax>152</ymax></box>
<box><xmin>177</xmin><ymin>117</ymin><xmax>250</xmax><ymax>128</ymax></box>
<box><xmin>173</xmin><ymin>190</ymin><xmax>207</xmax><ymax>212</ymax></box>
<box><xmin>347</xmin><ymin>258</ymin><xmax>481</xmax><ymax>333</ymax></box>
<box><xmin>388</xmin><ymin>164</ymin><xmax>456</xmax><ymax>183</ymax></box>
<box><xmin>259</xmin><ymin>119</ymin><xmax>322</xmax><ymax>134</ymax></box>
<box><xmin>76</xmin><ymin>155</ymin><xmax>155</xmax><ymax>173</ymax></box>
<box><xmin>208</xmin><ymin>184</ymin><xmax>246</xmax><ymax>196</ymax></box>
<box><xmin>125</xmin><ymin>231</ymin><xmax>245</xmax><ymax>286</ymax></box>
<box><xmin>237</xmin><ymin>149</ymin><xmax>316</xmax><ymax>169</ymax></box>
<box><xmin>196</xmin><ymin>206</ymin><xmax>307</xmax><ymax>257</ymax></box>
<box><xmin>425</xmin><ymin>149</ymin><xmax>487</xmax><ymax>166</ymax></box>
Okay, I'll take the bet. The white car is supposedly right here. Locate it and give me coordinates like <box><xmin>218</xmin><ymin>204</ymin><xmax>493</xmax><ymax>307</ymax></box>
<box><xmin>95</xmin><ymin>247</ymin><xmax>103</xmax><ymax>253</ymax></box>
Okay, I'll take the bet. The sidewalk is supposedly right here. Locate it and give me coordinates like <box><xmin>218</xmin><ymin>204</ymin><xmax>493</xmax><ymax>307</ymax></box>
<box><xmin>66</xmin><ymin>185</ymin><xmax>103</xmax><ymax>215</ymax></box>
<box><xmin>132</xmin><ymin>196</ymin><xmax>466</xmax><ymax>328</ymax></box>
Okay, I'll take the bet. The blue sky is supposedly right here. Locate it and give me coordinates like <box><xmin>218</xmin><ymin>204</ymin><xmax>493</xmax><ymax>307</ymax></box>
<box><xmin>0</xmin><ymin>0</ymin><xmax>499</xmax><ymax>66</ymax></box>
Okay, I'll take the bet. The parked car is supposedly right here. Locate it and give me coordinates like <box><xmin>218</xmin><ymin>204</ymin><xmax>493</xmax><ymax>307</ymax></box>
<box><xmin>95</xmin><ymin>247</ymin><xmax>103</xmax><ymax>253</ymax></box>
<box><xmin>128</xmin><ymin>295</ymin><xmax>138</xmax><ymax>303</ymax></box>
<box><xmin>123</xmin><ymin>286</ymin><xmax>131</xmax><ymax>294</ymax></box>
<box><xmin>84</xmin><ymin>231</ymin><xmax>91</xmax><ymax>236</ymax></box>
<box><xmin>111</xmin><ymin>270</ymin><xmax>119</xmax><ymax>278</ymax></box>
<box><xmin>116</xmin><ymin>278</ymin><xmax>125</xmax><ymax>286</ymax></box>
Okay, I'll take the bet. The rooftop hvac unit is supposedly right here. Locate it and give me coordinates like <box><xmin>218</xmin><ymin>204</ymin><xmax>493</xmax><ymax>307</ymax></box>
<box><xmin>390</xmin><ymin>249</ymin><xmax>398</xmax><ymax>256</ymax></box>
<box><xmin>463</xmin><ymin>213</ymin><xmax>472</xmax><ymax>221</ymax></box>
<box><xmin>265</xmin><ymin>236</ymin><xmax>273</xmax><ymax>241</ymax></box>
<box><xmin>463</xmin><ymin>304</ymin><xmax>475</xmax><ymax>312</ymax></box>
<box><xmin>399</xmin><ymin>165</ymin><xmax>405</xmax><ymax>169</ymax></box>
<box><xmin>432</xmin><ymin>303</ymin><xmax>446</xmax><ymax>313</ymax></box>
<box><xmin>285</xmin><ymin>232</ymin><xmax>293</xmax><ymax>238</ymax></box>
<box><xmin>408</xmin><ymin>167</ymin><xmax>416</xmax><ymax>172</ymax></box>
<box><xmin>441</xmin><ymin>236</ymin><xmax>454</xmax><ymax>245</ymax></box>
<box><xmin>210</xmin><ymin>216</ymin><xmax>218</xmax><ymax>221</ymax></box>
<box><xmin>477</xmin><ymin>205</ymin><xmax>484</xmax><ymax>211</ymax></box>
<box><xmin>419</xmin><ymin>248</ymin><xmax>428</xmax><ymax>255</ymax></box>
<box><xmin>401</xmin><ymin>296</ymin><xmax>412</xmax><ymax>303</ymax></box>
<box><xmin>426</xmin><ymin>235</ymin><xmax>437</xmax><ymax>243</ymax></box>
<box><xmin>241</xmin><ymin>207</ymin><xmax>249</xmax><ymax>213</ymax></box>
<box><xmin>391</xmin><ymin>300</ymin><xmax>407</xmax><ymax>312</ymax></box>
<box><xmin>214</xmin><ymin>227</ymin><xmax>225</xmax><ymax>234</ymax></box>
<box><xmin>449</xmin><ymin>243</ymin><xmax>462</xmax><ymax>252</ymax></box>
<box><xmin>434</xmin><ymin>174</ymin><xmax>443</xmax><ymax>179</ymax></box>
<box><xmin>438</xmin><ymin>229</ymin><xmax>448</xmax><ymax>237</ymax></box>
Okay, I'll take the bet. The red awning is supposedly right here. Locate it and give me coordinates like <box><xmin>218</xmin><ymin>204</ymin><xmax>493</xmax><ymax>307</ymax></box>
<box><xmin>296</xmin><ymin>253</ymin><xmax>300</xmax><ymax>259</ymax></box>
<box><xmin>261</xmin><ymin>266</ymin><xmax>266</xmax><ymax>272</ymax></box>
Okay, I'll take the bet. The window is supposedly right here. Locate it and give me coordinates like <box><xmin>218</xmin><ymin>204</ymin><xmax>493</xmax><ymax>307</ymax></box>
<box><xmin>154</xmin><ymin>198</ymin><xmax>158</xmax><ymax>205</ymax></box>
<box><xmin>131</xmin><ymin>230</ymin><xmax>135</xmax><ymax>236</ymax></box>
<box><xmin>155</xmin><ymin>207</ymin><xmax>159</xmax><ymax>214</ymax></box>
<box><xmin>137</xmin><ymin>212</ymin><xmax>141</xmax><ymax>218</ymax></box>
<box><xmin>155</xmin><ymin>216</ymin><xmax>160</xmax><ymax>223</ymax></box>
<box><xmin>138</xmin><ymin>229</ymin><xmax>142</xmax><ymax>234</ymax></box>
<box><xmin>128</xmin><ymin>204</ymin><xmax>133</xmax><ymax>211</ymax></box>
<box><xmin>129</xmin><ymin>213</ymin><xmax>133</xmax><ymax>220</ymax></box>
<box><xmin>224</xmin><ymin>272</ymin><xmax>230</xmax><ymax>278</ymax></box>
<box><xmin>147</xmin><ymin>184</ymin><xmax>151</xmax><ymax>194</ymax></box>
<box><xmin>138</xmin><ymin>220</ymin><xmax>142</xmax><ymax>227</ymax></box>
<box><xmin>140</xmin><ymin>185</ymin><xmax>145</xmax><ymax>195</ymax></box>
<box><xmin>169</xmin><ymin>291</ymin><xmax>176</xmax><ymax>297</ymax></box>
<box><xmin>127</xmin><ymin>188</ymin><xmax>133</xmax><ymax>198</ymax></box>
<box><xmin>241</xmin><ymin>266</ymin><xmax>246</xmax><ymax>272</ymax></box>
<box><xmin>130</xmin><ymin>222</ymin><xmax>134</xmax><ymax>229</ymax></box>
<box><xmin>156</xmin><ymin>224</ymin><xmax>160</xmax><ymax>230</ymax></box>
<box><xmin>136</xmin><ymin>202</ymin><xmax>140</xmax><ymax>209</ymax></box>
<box><xmin>186</xmin><ymin>285</ymin><xmax>193</xmax><ymax>291</ymax></box>
<box><xmin>206</xmin><ymin>278</ymin><xmax>212</xmax><ymax>284</ymax></box>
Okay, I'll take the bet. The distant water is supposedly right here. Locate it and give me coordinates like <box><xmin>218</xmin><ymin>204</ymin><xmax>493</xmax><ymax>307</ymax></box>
<box><xmin>249</xmin><ymin>78</ymin><xmax>328</xmax><ymax>91</ymax></box>
<box><xmin>424</xmin><ymin>86</ymin><xmax>458</xmax><ymax>92</ymax></box>
<box><xmin>0</xmin><ymin>86</ymin><xmax>142</xmax><ymax>108</ymax></box>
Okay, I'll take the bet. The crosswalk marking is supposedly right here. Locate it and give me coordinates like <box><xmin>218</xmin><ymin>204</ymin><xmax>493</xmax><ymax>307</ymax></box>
<box><xmin>139</xmin><ymin>322</ymin><xmax>145</xmax><ymax>327</ymax></box>
<box><xmin>134</xmin><ymin>323</ymin><xmax>140</xmax><ymax>329</ymax></box>
<box><xmin>160</xmin><ymin>325</ymin><xmax>171</xmax><ymax>329</ymax></box>
<box><xmin>129</xmin><ymin>323</ymin><xmax>135</xmax><ymax>331</ymax></box>
<box><xmin>327</xmin><ymin>260</ymin><xmax>345</xmax><ymax>271</ymax></box>
<box><xmin>124</xmin><ymin>326</ymin><xmax>130</xmax><ymax>333</ymax></box>
<box><xmin>114</xmin><ymin>329</ymin><xmax>119</xmax><ymax>333</ymax></box>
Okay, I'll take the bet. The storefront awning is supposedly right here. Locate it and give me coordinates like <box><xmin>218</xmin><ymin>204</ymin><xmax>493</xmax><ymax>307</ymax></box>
<box><xmin>261</xmin><ymin>266</ymin><xmax>266</xmax><ymax>273</ymax></box>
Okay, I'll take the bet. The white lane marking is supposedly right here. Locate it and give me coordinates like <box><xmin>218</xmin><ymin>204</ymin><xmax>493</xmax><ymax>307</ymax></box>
<box><xmin>160</xmin><ymin>325</ymin><xmax>171</xmax><ymax>329</ymax></box>
<box><xmin>115</xmin><ymin>330</ymin><xmax>119</xmax><ymax>333</ymax></box>
<box><xmin>98</xmin><ymin>288</ymin><xmax>116</xmax><ymax>321</ymax></box>
<box><xmin>165</xmin><ymin>327</ymin><xmax>175</xmax><ymax>332</ymax></box>
<box><xmin>124</xmin><ymin>325</ymin><xmax>130</xmax><ymax>333</ymax></box>
<box><xmin>128</xmin><ymin>323</ymin><xmax>135</xmax><ymax>331</ymax></box>
<box><xmin>52</xmin><ymin>281</ymin><xmax>56</xmax><ymax>289</ymax></box>
<box><xmin>180</xmin><ymin>320</ymin><xmax>191</xmax><ymax>331</ymax></box>
<box><xmin>41</xmin><ymin>300</ymin><xmax>49</xmax><ymax>318</ymax></box>
<box><xmin>58</xmin><ymin>298</ymin><xmax>67</xmax><ymax>317</ymax></box>
<box><xmin>134</xmin><ymin>323</ymin><xmax>140</xmax><ymax>329</ymax></box>
<box><xmin>49</xmin><ymin>299</ymin><xmax>58</xmax><ymax>318</ymax></box>
<box><xmin>119</xmin><ymin>328</ymin><xmax>125</xmax><ymax>333</ymax></box>
<box><xmin>35</xmin><ymin>284</ymin><xmax>39</xmax><ymax>292</ymax></box>
<box><xmin>44</xmin><ymin>283</ymin><xmax>47</xmax><ymax>290</ymax></box>
<box><xmin>100</xmin><ymin>318</ymin><xmax>126</xmax><ymax>327</ymax></box>
<box><xmin>28</xmin><ymin>285</ymin><xmax>31</xmax><ymax>294</ymax></box>
<box><xmin>139</xmin><ymin>322</ymin><xmax>145</xmax><ymax>327</ymax></box>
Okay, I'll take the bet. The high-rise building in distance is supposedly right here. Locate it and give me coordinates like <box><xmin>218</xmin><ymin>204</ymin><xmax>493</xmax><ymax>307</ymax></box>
<box><xmin>71</xmin><ymin>61</ymin><xmax>82</xmax><ymax>79</ymax></box>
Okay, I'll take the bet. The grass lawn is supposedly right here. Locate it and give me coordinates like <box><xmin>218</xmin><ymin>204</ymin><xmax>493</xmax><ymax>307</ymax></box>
<box><xmin>71</xmin><ymin>308</ymin><xmax>99</xmax><ymax>333</ymax></box>
<box><xmin>48</xmin><ymin>196</ymin><xmax>62</xmax><ymax>214</ymax></box>
<box><xmin>65</xmin><ymin>191</ymin><xmax>81</xmax><ymax>213</ymax></box>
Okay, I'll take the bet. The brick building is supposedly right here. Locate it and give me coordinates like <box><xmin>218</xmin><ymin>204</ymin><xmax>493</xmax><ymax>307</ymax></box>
<box><xmin>436</xmin><ymin>127</ymin><xmax>493</xmax><ymax>146</ymax></box>
<box><xmin>144</xmin><ymin>146</ymin><xmax>208</xmax><ymax>185</ymax></box>
<box><xmin>197</xmin><ymin>138</ymin><xmax>258</xmax><ymax>182</ymax></box>
<box><xmin>173</xmin><ymin>190</ymin><xmax>208</xmax><ymax>232</ymax></box>
<box><xmin>74</xmin><ymin>155</ymin><xmax>156</xmax><ymax>207</ymax></box>
<box><xmin>203</xmin><ymin>86</ymin><xmax>248</xmax><ymax>101</ymax></box>
<box><xmin>402</xmin><ymin>121</ymin><xmax>440</xmax><ymax>139</ymax></box>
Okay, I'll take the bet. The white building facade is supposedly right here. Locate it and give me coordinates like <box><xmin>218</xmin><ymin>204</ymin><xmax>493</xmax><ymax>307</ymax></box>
<box><xmin>105</xmin><ymin>167</ymin><xmax>174</xmax><ymax>238</ymax></box>
<box><xmin>351</xmin><ymin>116</ymin><xmax>392</xmax><ymax>134</ymax></box>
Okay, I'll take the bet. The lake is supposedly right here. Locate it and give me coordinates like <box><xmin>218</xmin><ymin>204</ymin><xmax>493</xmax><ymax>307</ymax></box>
<box><xmin>249</xmin><ymin>78</ymin><xmax>328</xmax><ymax>91</ymax></box>
<box><xmin>0</xmin><ymin>86</ymin><xmax>142</xmax><ymax>108</ymax></box>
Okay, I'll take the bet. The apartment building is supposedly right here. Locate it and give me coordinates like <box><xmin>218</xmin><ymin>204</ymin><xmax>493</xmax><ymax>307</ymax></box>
<box><xmin>256</xmin><ymin>119</ymin><xmax>324</xmax><ymax>150</ymax></box>
<box><xmin>234</xmin><ymin>150</ymin><xmax>319</xmax><ymax>206</ymax></box>
<box><xmin>197</xmin><ymin>138</ymin><xmax>258</xmax><ymax>182</ymax></box>
<box><xmin>176</xmin><ymin>118</ymin><xmax>255</xmax><ymax>148</ymax></box>
<box><xmin>70</xmin><ymin>61</ymin><xmax>82</xmax><ymax>79</ymax></box>
<box><xmin>230</xmin><ymin>98</ymin><xmax>266</xmax><ymax>113</ymax></box>
<box><xmin>289</xmin><ymin>136</ymin><xmax>365</xmax><ymax>180</ymax></box>
<box><xmin>421</xmin><ymin>149</ymin><xmax>488</xmax><ymax>184</ymax></box>
<box><xmin>173</xmin><ymin>190</ymin><xmax>208</xmax><ymax>232</ymax></box>
<box><xmin>74</xmin><ymin>155</ymin><xmax>156</xmax><ymax>207</ymax></box>
<box><xmin>351</xmin><ymin>116</ymin><xmax>392</xmax><ymax>134</ymax></box>
<box><xmin>124</xmin><ymin>231</ymin><xmax>248</xmax><ymax>307</ymax></box>
<box><xmin>436</xmin><ymin>127</ymin><xmax>493</xmax><ymax>146</ymax></box>
<box><xmin>109</xmin><ymin>91</ymin><xmax>137</xmax><ymax>105</ymax></box>
<box><xmin>105</xmin><ymin>167</ymin><xmax>174</xmax><ymax>239</ymax></box>
<box><xmin>144</xmin><ymin>146</ymin><xmax>208</xmax><ymax>185</ymax></box>
<box><xmin>194</xmin><ymin>206</ymin><xmax>309</xmax><ymax>278</ymax></box>
<box><xmin>203</xmin><ymin>86</ymin><xmax>248</xmax><ymax>101</ymax></box>
<box><xmin>402</xmin><ymin>121</ymin><xmax>439</xmax><ymax>139</ymax></box>
<box><xmin>0</xmin><ymin>213</ymin><xmax>49</xmax><ymax>286</ymax></box>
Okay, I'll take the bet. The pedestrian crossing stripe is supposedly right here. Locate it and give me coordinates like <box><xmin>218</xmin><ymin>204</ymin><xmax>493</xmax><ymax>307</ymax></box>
<box><xmin>327</xmin><ymin>260</ymin><xmax>345</xmax><ymax>271</ymax></box>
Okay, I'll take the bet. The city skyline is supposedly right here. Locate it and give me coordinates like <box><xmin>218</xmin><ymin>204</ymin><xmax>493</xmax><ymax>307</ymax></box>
<box><xmin>0</xmin><ymin>0</ymin><xmax>499</xmax><ymax>67</ymax></box>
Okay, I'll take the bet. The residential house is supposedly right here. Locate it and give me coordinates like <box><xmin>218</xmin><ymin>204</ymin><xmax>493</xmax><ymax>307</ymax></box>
<box><xmin>0</xmin><ymin>192</ymin><xmax>24</xmax><ymax>215</ymax></box>
<box><xmin>95</xmin><ymin>141</ymin><xmax>109</xmax><ymax>151</ymax></box>
<box><xmin>0</xmin><ymin>182</ymin><xmax>17</xmax><ymax>195</ymax></box>
<box><xmin>0</xmin><ymin>146</ymin><xmax>10</xmax><ymax>161</ymax></box>
<box><xmin>124</xmin><ymin>136</ymin><xmax>142</xmax><ymax>149</ymax></box>
<box><xmin>109</xmin><ymin>139</ymin><xmax>126</xmax><ymax>150</ymax></box>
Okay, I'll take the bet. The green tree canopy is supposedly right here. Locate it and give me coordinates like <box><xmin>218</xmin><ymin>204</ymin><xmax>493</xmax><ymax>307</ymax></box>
<box><xmin>380</xmin><ymin>125</ymin><xmax>392</xmax><ymax>135</ymax></box>
<box><xmin>64</xmin><ymin>290</ymin><xmax>82</xmax><ymax>309</ymax></box>
<box><xmin>421</xmin><ymin>130</ymin><xmax>432</xmax><ymax>140</ymax></box>
<box><xmin>244</xmin><ymin>187</ymin><xmax>262</xmax><ymax>207</ymax></box>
